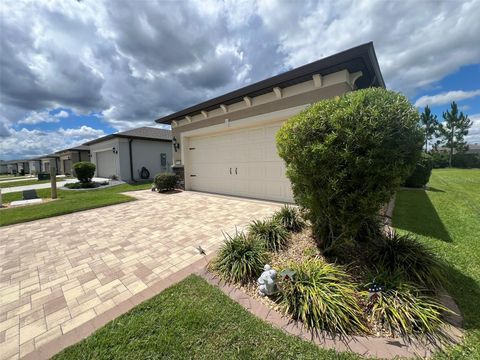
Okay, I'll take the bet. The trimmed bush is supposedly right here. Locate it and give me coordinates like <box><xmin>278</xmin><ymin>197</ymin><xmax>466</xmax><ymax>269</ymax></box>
<box><xmin>248</xmin><ymin>218</ymin><xmax>290</xmax><ymax>252</ymax></box>
<box><xmin>210</xmin><ymin>231</ymin><xmax>267</xmax><ymax>283</ymax></box>
<box><xmin>73</xmin><ymin>162</ymin><xmax>96</xmax><ymax>183</ymax></box>
<box><xmin>276</xmin><ymin>88</ymin><xmax>423</xmax><ymax>250</ymax></box>
<box><xmin>366</xmin><ymin>284</ymin><xmax>449</xmax><ymax>341</ymax></box>
<box><xmin>370</xmin><ymin>232</ymin><xmax>446</xmax><ymax>289</ymax></box>
<box><xmin>404</xmin><ymin>153</ymin><xmax>433</xmax><ymax>188</ymax></box>
<box><xmin>431</xmin><ymin>152</ymin><xmax>480</xmax><ymax>168</ymax></box>
<box><xmin>279</xmin><ymin>259</ymin><xmax>366</xmax><ymax>335</ymax></box>
<box><xmin>272</xmin><ymin>205</ymin><xmax>305</xmax><ymax>232</ymax></box>
<box><xmin>154</xmin><ymin>173</ymin><xmax>177</xmax><ymax>192</ymax></box>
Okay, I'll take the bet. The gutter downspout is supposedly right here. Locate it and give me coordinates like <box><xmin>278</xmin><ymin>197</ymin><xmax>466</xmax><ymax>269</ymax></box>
<box><xmin>128</xmin><ymin>139</ymin><xmax>135</xmax><ymax>182</ymax></box>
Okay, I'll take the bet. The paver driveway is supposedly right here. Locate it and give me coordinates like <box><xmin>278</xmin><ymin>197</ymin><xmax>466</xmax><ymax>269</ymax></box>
<box><xmin>0</xmin><ymin>190</ymin><xmax>280</xmax><ymax>359</ymax></box>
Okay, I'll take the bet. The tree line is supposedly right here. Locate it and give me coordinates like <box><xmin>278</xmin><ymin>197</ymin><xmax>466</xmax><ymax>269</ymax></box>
<box><xmin>420</xmin><ymin>101</ymin><xmax>473</xmax><ymax>167</ymax></box>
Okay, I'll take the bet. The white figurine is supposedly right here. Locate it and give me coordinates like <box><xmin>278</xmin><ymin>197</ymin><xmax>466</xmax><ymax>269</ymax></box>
<box><xmin>258</xmin><ymin>264</ymin><xmax>277</xmax><ymax>296</ymax></box>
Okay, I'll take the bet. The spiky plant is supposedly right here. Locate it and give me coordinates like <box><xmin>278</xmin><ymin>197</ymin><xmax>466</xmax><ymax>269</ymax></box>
<box><xmin>210</xmin><ymin>230</ymin><xmax>266</xmax><ymax>283</ymax></box>
<box><xmin>248</xmin><ymin>218</ymin><xmax>289</xmax><ymax>252</ymax></box>
<box><xmin>370</xmin><ymin>231</ymin><xmax>447</xmax><ymax>289</ymax></box>
<box><xmin>366</xmin><ymin>283</ymin><xmax>451</xmax><ymax>342</ymax></box>
<box><xmin>279</xmin><ymin>259</ymin><xmax>367</xmax><ymax>336</ymax></box>
<box><xmin>272</xmin><ymin>205</ymin><xmax>306</xmax><ymax>232</ymax></box>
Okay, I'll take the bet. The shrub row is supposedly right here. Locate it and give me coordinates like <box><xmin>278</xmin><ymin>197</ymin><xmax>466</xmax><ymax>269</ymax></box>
<box><xmin>430</xmin><ymin>152</ymin><xmax>480</xmax><ymax>168</ymax></box>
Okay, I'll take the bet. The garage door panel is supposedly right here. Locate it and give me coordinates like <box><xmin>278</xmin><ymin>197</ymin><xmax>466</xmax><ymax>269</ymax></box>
<box><xmin>188</xmin><ymin>122</ymin><xmax>294</xmax><ymax>203</ymax></box>
<box><xmin>96</xmin><ymin>151</ymin><xmax>115</xmax><ymax>178</ymax></box>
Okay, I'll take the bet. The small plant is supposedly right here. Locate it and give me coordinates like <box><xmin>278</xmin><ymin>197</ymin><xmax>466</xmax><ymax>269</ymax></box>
<box><xmin>279</xmin><ymin>259</ymin><xmax>366</xmax><ymax>335</ymax></box>
<box><xmin>272</xmin><ymin>205</ymin><xmax>305</xmax><ymax>232</ymax></box>
<box><xmin>365</xmin><ymin>284</ymin><xmax>450</xmax><ymax>341</ymax></box>
<box><xmin>248</xmin><ymin>218</ymin><xmax>289</xmax><ymax>252</ymax></box>
<box><xmin>154</xmin><ymin>173</ymin><xmax>177</xmax><ymax>192</ymax></box>
<box><xmin>370</xmin><ymin>231</ymin><xmax>446</xmax><ymax>289</ymax></box>
<box><xmin>210</xmin><ymin>231</ymin><xmax>267</xmax><ymax>283</ymax></box>
<box><xmin>73</xmin><ymin>162</ymin><xmax>96</xmax><ymax>183</ymax></box>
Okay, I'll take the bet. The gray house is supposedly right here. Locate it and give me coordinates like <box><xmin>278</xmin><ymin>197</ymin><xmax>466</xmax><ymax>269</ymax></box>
<box><xmin>41</xmin><ymin>155</ymin><xmax>60</xmax><ymax>174</ymax></box>
<box><xmin>84</xmin><ymin>127</ymin><xmax>172</xmax><ymax>181</ymax></box>
<box><xmin>54</xmin><ymin>145</ymin><xmax>90</xmax><ymax>175</ymax></box>
<box><xmin>155</xmin><ymin>42</ymin><xmax>384</xmax><ymax>202</ymax></box>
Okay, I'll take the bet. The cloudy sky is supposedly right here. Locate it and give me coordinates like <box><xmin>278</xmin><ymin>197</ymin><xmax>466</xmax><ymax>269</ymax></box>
<box><xmin>1</xmin><ymin>0</ymin><xmax>479</xmax><ymax>160</ymax></box>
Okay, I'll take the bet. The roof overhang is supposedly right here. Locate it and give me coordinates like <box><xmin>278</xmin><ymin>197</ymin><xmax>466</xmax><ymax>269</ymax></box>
<box><xmin>83</xmin><ymin>134</ymin><xmax>172</xmax><ymax>146</ymax></box>
<box><xmin>155</xmin><ymin>42</ymin><xmax>384</xmax><ymax>124</ymax></box>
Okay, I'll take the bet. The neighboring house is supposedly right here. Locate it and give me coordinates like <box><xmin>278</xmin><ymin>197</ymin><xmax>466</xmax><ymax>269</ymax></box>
<box><xmin>6</xmin><ymin>160</ymin><xmax>19</xmax><ymax>175</ymax></box>
<box><xmin>16</xmin><ymin>160</ymin><xmax>29</xmax><ymax>174</ymax></box>
<box><xmin>155</xmin><ymin>42</ymin><xmax>384</xmax><ymax>203</ymax></box>
<box><xmin>0</xmin><ymin>161</ymin><xmax>8</xmax><ymax>174</ymax></box>
<box><xmin>84</xmin><ymin>127</ymin><xmax>172</xmax><ymax>181</ymax></box>
<box><xmin>28</xmin><ymin>158</ymin><xmax>43</xmax><ymax>174</ymax></box>
<box><xmin>41</xmin><ymin>155</ymin><xmax>60</xmax><ymax>174</ymax></box>
<box><xmin>54</xmin><ymin>145</ymin><xmax>90</xmax><ymax>175</ymax></box>
<box><xmin>466</xmin><ymin>144</ymin><xmax>480</xmax><ymax>154</ymax></box>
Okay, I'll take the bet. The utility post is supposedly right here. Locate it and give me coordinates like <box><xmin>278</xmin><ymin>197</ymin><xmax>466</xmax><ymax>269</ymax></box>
<box><xmin>50</xmin><ymin>164</ymin><xmax>57</xmax><ymax>199</ymax></box>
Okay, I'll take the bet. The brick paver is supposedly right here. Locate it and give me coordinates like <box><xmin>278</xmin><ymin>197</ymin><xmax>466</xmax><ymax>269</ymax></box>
<box><xmin>0</xmin><ymin>190</ymin><xmax>280</xmax><ymax>359</ymax></box>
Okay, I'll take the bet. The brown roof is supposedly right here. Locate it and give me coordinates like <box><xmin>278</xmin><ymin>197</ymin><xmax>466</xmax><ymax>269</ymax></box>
<box><xmin>155</xmin><ymin>42</ymin><xmax>384</xmax><ymax>124</ymax></box>
<box><xmin>83</xmin><ymin>127</ymin><xmax>172</xmax><ymax>145</ymax></box>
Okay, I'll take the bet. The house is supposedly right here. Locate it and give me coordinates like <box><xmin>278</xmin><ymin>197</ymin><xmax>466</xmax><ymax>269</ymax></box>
<box><xmin>155</xmin><ymin>42</ymin><xmax>384</xmax><ymax>203</ymax></box>
<box><xmin>0</xmin><ymin>161</ymin><xmax>8</xmax><ymax>174</ymax></box>
<box><xmin>40</xmin><ymin>155</ymin><xmax>60</xmax><ymax>174</ymax></box>
<box><xmin>27</xmin><ymin>158</ymin><xmax>43</xmax><ymax>174</ymax></box>
<box><xmin>84</xmin><ymin>127</ymin><xmax>172</xmax><ymax>181</ymax></box>
<box><xmin>16</xmin><ymin>160</ymin><xmax>29</xmax><ymax>175</ymax></box>
<box><xmin>54</xmin><ymin>145</ymin><xmax>90</xmax><ymax>175</ymax></box>
<box><xmin>6</xmin><ymin>160</ymin><xmax>19</xmax><ymax>175</ymax></box>
<box><xmin>466</xmin><ymin>144</ymin><xmax>480</xmax><ymax>154</ymax></box>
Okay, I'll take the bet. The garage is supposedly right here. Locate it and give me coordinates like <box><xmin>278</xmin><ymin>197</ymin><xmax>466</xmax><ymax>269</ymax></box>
<box><xmin>187</xmin><ymin>122</ymin><xmax>293</xmax><ymax>202</ymax></box>
<box><xmin>156</xmin><ymin>43</ymin><xmax>384</xmax><ymax>204</ymax></box>
<box><xmin>63</xmin><ymin>159</ymin><xmax>72</xmax><ymax>175</ymax></box>
<box><xmin>96</xmin><ymin>150</ymin><xmax>115</xmax><ymax>178</ymax></box>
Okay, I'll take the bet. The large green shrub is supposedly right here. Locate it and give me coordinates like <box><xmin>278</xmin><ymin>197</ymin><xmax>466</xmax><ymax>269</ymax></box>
<box><xmin>73</xmin><ymin>162</ymin><xmax>96</xmax><ymax>183</ymax></box>
<box><xmin>154</xmin><ymin>173</ymin><xmax>177</xmax><ymax>192</ymax></box>
<box><xmin>272</xmin><ymin>205</ymin><xmax>305</xmax><ymax>232</ymax></box>
<box><xmin>276</xmin><ymin>88</ymin><xmax>423</xmax><ymax>250</ymax></box>
<box><xmin>369</xmin><ymin>232</ymin><xmax>446</xmax><ymax>289</ymax></box>
<box><xmin>210</xmin><ymin>231</ymin><xmax>267</xmax><ymax>283</ymax></box>
<box><xmin>404</xmin><ymin>153</ymin><xmax>433</xmax><ymax>188</ymax></box>
<box><xmin>248</xmin><ymin>218</ymin><xmax>289</xmax><ymax>252</ymax></box>
<box><xmin>279</xmin><ymin>259</ymin><xmax>366</xmax><ymax>335</ymax></box>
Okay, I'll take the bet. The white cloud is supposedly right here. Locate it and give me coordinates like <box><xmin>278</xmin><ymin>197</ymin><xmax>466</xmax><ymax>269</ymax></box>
<box><xmin>55</xmin><ymin>110</ymin><xmax>69</xmax><ymax>118</ymax></box>
<box><xmin>0</xmin><ymin>126</ymin><xmax>105</xmax><ymax>160</ymax></box>
<box><xmin>415</xmin><ymin>90</ymin><xmax>480</xmax><ymax>108</ymax></box>
<box><xmin>18</xmin><ymin>111</ymin><xmax>62</xmax><ymax>125</ymax></box>
<box><xmin>466</xmin><ymin>113</ymin><xmax>480</xmax><ymax>144</ymax></box>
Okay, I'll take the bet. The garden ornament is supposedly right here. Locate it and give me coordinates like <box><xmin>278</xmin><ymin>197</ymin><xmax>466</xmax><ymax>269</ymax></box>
<box><xmin>258</xmin><ymin>264</ymin><xmax>277</xmax><ymax>296</ymax></box>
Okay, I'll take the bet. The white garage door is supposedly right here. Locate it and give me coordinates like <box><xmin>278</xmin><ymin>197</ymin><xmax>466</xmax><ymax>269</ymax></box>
<box><xmin>188</xmin><ymin>122</ymin><xmax>294</xmax><ymax>203</ymax></box>
<box><xmin>96</xmin><ymin>150</ymin><xmax>115</xmax><ymax>178</ymax></box>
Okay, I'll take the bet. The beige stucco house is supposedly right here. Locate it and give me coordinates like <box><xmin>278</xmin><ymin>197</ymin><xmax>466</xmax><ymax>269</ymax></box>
<box><xmin>54</xmin><ymin>145</ymin><xmax>90</xmax><ymax>175</ymax></box>
<box><xmin>84</xmin><ymin>127</ymin><xmax>172</xmax><ymax>181</ymax></box>
<box><xmin>155</xmin><ymin>42</ymin><xmax>385</xmax><ymax>203</ymax></box>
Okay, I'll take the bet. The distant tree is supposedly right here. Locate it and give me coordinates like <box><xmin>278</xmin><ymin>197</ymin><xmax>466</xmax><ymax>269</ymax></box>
<box><xmin>438</xmin><ymin>101</ymin><xmax>472</xmax><ymax>167</ymax></box>
<box><xmin>420</xmin><ymin>106</ymin><xmax>439</xmax><ymax>152</ymax></box>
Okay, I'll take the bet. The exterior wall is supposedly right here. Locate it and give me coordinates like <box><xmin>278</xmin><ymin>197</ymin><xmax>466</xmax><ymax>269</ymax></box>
<box><xmin>171</xmin><ymin>81</ymin><xmax>351</xmax><ymax>164</ymax></box>
<box><xmin>28</xmin><ymin>160</ymin><xmax>42</xmax><ymax>174</ymax></box>
<box><xmin>0</xmin><ymin>164</ymin><xmax>7</xmax><ymax>174</ymax></box>
<box><xmin>89</xmin><ymin>138</ymin><xmax>121</xmax><ymax>179</ymax></box>
<box><xmin>130</xmin><ymin>139</ymin><xmax>172</xmax><ymax>181</ymax></box>
<box><xmin>58</xmin><ymin>150</ymin><xmax>91</xmax><ymax>174</ymax></box>
<box><xmin>88</xmin><ymin>138</ymin><xmax>172</xmax><ymax>181</ymax></box>
<box><xmin>7</xmin><ymin>163</ymin><xmax>18</xmax><ymax>174</ymax></box>
<box><xmin>41</xmin><ymin>158</ymin><xmax>60</xmax><ymax>174</ymax></box>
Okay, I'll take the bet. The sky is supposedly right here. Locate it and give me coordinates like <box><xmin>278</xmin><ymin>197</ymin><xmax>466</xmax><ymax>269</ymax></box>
<box><xmin>1</xmin><ymin>0</ymin><xmax>479</xmax><ymax>161</ymax></box>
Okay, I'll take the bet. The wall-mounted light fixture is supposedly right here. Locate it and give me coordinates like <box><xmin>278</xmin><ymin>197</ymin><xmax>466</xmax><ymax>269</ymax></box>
<box><xmin>112</xmin><ymin>147</ymin><xmax>118</xmax><ymax>154</ymax></box>
<box><xmin>172</xmin><ymin>137</ymin><xmax>180</xmax><ymax>152</ymax></box>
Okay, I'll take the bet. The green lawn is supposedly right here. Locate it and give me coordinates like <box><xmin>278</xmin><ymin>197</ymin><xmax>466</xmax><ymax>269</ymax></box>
<box><xmin>0</xmin><ymin>177</ymin><xmax>72</xmax><ymax>188</ymax></box>
<box><xmin>54</xmin><ymin>275</ymin><xmax>358</xmax><ymax>360</ymax></box>
<box><xmin>0</xmin><ymin>183</ymin><xmax>152</xmax><ymax>227</ymax></box>
<box><xmin>393</xmin><ymin>168</ymin><xmax>480</xmax><ymax>359</ymax></box>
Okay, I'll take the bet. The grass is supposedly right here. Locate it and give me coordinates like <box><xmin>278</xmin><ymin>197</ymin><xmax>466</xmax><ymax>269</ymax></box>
<box><xmin>0</xmin><ymin>177</ymin><xmax>73</xmax><ymax>188</ymax></box>
<box><xmin>393</xmin><ymin>168</ymin><xmax>480</xmax><ymax>359</ymax></box>
<box><xmin>0</xmin><ymin>182</ymin><xmax>152</xmax><ymax>227</ymax></box>
<box><xmin>54</xmin><ymin>275</ymin><xmax>359</xmax><ymax>360</ymax></box>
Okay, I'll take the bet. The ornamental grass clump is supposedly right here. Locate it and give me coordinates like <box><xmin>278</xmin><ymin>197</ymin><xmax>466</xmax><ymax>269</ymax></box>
<box><xmin>365</xmin><ymin>284</ymin><xmax>450</xmax><ymax>342</ymax></box>
<box><xmin>272</xmin><ymin>205</ymin><xmax>305</xmax><ymax>232</ymax></box>
<box><xmin>248</xmin><ymin>218</ymin><xmax>290</xmax><ymax>252</ymax></box>
<box><xmin>370</xmin><ymin>231</ymin><xmax>447</xmax><ymax>290</ymax></box>
<box><xmin>210</xmin><ymin>230</ymin><xmax>266</xmax><ymax>283</ymax></box>
<box><xmin>276</xmin><ymin>88</ymin><xmax>423</xmax><ymax>250</ymax></box>
<box><xmin>279</xmin><ymin>259</ymin><xmax>366</xmax><ymax>336</ymax></box>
